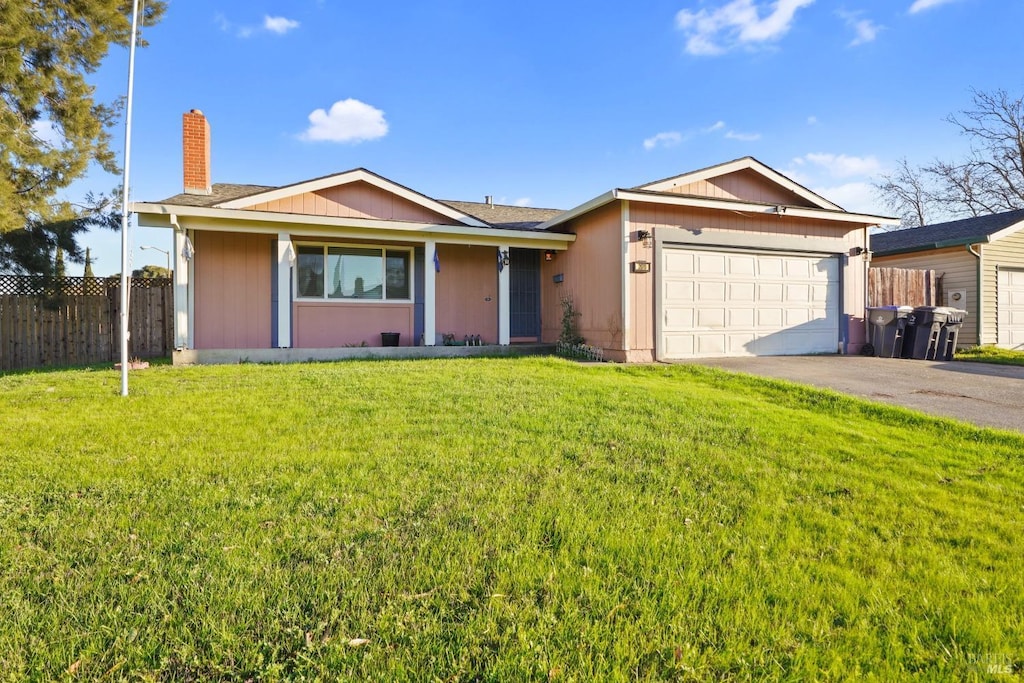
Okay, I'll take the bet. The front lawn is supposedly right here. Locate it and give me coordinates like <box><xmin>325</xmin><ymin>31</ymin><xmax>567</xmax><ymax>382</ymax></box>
<box><xmin>956</xmin><ymin>345</ymin><xmax>1024</xmax><ymax>366</ymax></box>
<box><xmin>0</xmin><ymin>358</ymin><xmax>1021</xmax><ymax>680</ymax></box>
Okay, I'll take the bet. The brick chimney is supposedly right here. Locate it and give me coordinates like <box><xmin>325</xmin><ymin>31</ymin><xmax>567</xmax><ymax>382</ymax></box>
<box><xmin>182</xmin><ymin>109</ymin><xmax>211</xmax><ymax>195</ymax></box>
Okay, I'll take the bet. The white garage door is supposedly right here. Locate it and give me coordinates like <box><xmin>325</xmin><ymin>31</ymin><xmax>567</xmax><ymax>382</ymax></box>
<box><xmin>660</xmin><ymin>247</ymin><xmax>840</xmax><ymax>358</ymax></box>
<box><xmin>998</xmin><ymin>268</ymin><xmax>1024</xmax><ymax>350</ymax></box>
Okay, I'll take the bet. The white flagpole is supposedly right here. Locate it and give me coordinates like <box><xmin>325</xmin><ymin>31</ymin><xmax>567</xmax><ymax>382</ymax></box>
<box><xmin>119</xmin><ymin>0</ymin><xmax>141</xmax><ymax>396</ymax></box>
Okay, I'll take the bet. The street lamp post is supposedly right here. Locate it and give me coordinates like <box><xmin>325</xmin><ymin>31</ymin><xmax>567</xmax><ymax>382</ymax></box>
<box><xmin>140</xmin><ymin>245</ymin><xmax>171</xmax><ymax>275</ymax></box>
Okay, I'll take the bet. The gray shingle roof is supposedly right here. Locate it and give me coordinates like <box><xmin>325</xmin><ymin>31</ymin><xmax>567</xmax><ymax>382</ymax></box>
<box><xmin>147</xmin><ymin>178</ymin><xmax>565</xmax><ymax>232</ymax></box>
<box><xmin>154</xmin><ymin>184</ymin><xmax>274</xmax><ymax>208</ymax></box>
<box><xmin>871</xmin><ymin>209</ymin><xmax>1024</xmax><ymax>255</ymax></box>
<box><xmin>438</xmin><ymin>200</ymin><xmax>564</xmax><ymax>230</ymax></box>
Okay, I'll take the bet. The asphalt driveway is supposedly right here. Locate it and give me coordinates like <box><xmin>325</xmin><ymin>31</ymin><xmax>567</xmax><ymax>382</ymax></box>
<box><xmin>689</xmin><ymin>355</ymin><xmax>1024</xmax><ymax>432</ymax></box>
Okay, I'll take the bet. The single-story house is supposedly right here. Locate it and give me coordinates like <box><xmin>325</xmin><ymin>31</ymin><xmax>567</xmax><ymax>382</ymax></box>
<box><xmin>871</xmin><ymin>210</ymin><xmax>1024</xmax><ymax>350</ymax></box>
<box><xmin>133</xmin><ymin>110</ymin><xmax>898</xmax><ymax>363</ymax></box>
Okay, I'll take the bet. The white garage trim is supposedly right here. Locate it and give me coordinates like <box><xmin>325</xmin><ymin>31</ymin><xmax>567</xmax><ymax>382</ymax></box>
<box><xmin>997</xmin><ymin>267</ymin><xmax>1024</xmax><ymax>349</ymax></box>
<box><xmin>655</xmin><ymin>242</ymin><xmax>843</xmax><ymax>360</ymax></box>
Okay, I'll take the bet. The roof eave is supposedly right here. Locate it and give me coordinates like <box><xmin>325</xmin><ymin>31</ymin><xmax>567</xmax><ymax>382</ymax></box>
<box><xmin>132</xmin><ymin>202</ymin><xmax>576</xmax><ymax>245</ymax></box>
<box><xmin>872</xmin><ymin>235</ymin><xmax>993</xmax><ymax>257</ymax></box>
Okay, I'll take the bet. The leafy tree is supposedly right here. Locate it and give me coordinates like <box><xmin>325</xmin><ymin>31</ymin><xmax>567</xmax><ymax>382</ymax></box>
<box><xmin>875</xmin><ymin>88</ymin><xmax>1024</xmax><ymax>228</ymax></box>
<box><xmin>0</xmin><ymin>0</ymin><xmax>165</xmax><ymax>272</ymax></box>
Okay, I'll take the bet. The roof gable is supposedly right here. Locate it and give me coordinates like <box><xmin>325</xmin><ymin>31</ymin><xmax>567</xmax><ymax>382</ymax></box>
<box><xmin>635</xmin><ymin>156</ymin><xmax>843</xmax><ymax>211</ymax></box>
<box><xmin>216</xmin><ymin>168</ymin><xmax>489</xmax><ymax>227</ymax></box>
<box><xmin>871</xmin><ymin>209</ymin><xmax>1024</xmax><ymax>255</ymax></box>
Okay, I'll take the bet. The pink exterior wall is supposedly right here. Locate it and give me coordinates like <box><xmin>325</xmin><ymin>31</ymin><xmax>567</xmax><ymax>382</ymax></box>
<box><xmin>294</xmin><ymin>302</ymin><xmax>414</xmax><ymax>347</ymax></box>
<box><xmin>193</xmin><ymin>231</ymin><xmax>273</xmax><ymax>349</ymax></box>
<box><xmin>541</xmin><ymin>203</ymin><xmax>624</xmax><ymax>355</ymax></box>
<box><xmin>246</xmin><ymin>181</ymin><xmax>455</xmax><ymax>224</ymax></box>
<box><xmin>666</xmin><ymin>169</ymin><xmax>810</xmax><ymax>206</ymax></box>
<box><xmin>627</xmin><ymin>203</ymin><xmax>869</xmax><ymax>358</ymax></box>
<box><xmin>436</xmin><ymin>245</ymin><xmax>499</xmax><ymax>343</ymax></box>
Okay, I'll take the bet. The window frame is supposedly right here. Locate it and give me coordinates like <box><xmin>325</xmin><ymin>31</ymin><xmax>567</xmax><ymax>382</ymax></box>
<box><xmin>293</xmin><ymin>242</ymin><xmax>415</xmax><ymax>303</ymax></box>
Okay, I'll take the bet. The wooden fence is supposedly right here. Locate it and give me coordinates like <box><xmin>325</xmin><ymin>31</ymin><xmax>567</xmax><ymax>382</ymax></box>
<box><xmin>0</xmin><ymin>276</ymin><xmax>173</xmax><ymax>371</ymax></box>
<box><xmin>868</xmin><ymin>267</ymin><xmax>941</xmax><ymax>307</ymax></box>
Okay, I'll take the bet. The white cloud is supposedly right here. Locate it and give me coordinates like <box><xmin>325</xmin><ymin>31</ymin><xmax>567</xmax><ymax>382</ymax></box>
<box><xmin>725</xmin><ymin>130</ymin><xmax>761</xmax><ymax>141</ymax></box>
<box><xmin>796</xmin><ymin>152</ymin><xmax>882</xmax><ymax>178</ymax></box>
<box><xmin>643</xmin><ymin>131</ymin><xmax>684</xmax><ymax>150</ymax></box>
<box><xmin>909</xmin><ymin>0</ymin><xmax>960</xmax><ymax>14</ymax></box>
<box><xmin>705</xmin><ymin>120</ymin><xmax>726</xmax><ymax>132</ymax></box>
<box><xmin>513</xmin><ymin>197</ymin><xmax>532</xmax><ymax>207</ymax></box>
<box><xmin>807</xmin><ymin>115</ymin><xmax>818</xmax><ymax>125</ymax></box>
<box><xmin>216</xmin><ymin>13</ymin><xmax>299</xmax><ymax>37</ymax></box>
<box><xmin>676</xmin><ymin>0</ymin><xmax>816</xmax><ymax>56</ymax></box>
<box><xmin>838</xmin><ymin>10</ymin><xmax>881</xmax><ymax>46</ymax></box>
<box><xmin>264</xmin><ymin>15</ymin><xmax>299</xmax><ymax>34</ymax></box>
<box><xmin>810</xmin><ymin>182</ymin><xmax>880</xmax><ymax>213</ymax></box>
<box><xmin>301</xmin><ymin>99</ymin><xmax>389</xmax><ymax>143</ymax></box>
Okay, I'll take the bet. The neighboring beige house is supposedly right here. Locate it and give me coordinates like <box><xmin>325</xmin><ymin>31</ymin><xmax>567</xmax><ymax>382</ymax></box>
<box><xmin>871</xmin><ymin>210</ymin><xmax>1024</xmax><ymax>349</ymax></box>
<box><xmin>133</xmin><ymin>111</ymin><xmax>898</xmax><ymax>364</ymax></box>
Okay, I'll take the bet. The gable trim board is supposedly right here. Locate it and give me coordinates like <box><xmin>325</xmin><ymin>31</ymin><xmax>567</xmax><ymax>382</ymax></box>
<box><xmin>535</xmin><ymin>188</ymin><xmax>895</xmax><ymax>232</ymax></box>
<box><xmin>636</xmin><ymin>156</ymin><xmax>844</xmax><ymax>212</ymax></box>
<box><xmin>216</xmin><ymin>168</ymin><xmax>490</xmax><ymax>228</ymax></box>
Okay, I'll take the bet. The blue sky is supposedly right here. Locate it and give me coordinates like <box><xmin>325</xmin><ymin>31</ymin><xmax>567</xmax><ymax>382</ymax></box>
<box><xmin>74</xmin><ymin>0</ymin><xmax>1023</xmax><ymax>275</ymax></box>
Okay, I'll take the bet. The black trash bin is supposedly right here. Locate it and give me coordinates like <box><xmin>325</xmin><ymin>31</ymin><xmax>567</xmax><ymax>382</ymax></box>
<box><xmin>902</xmin><ymin>306</ymin><xmax>948</xmax><ymax>360</ymax></box>
<box><xmin>380</xmin><ymin>332</ymin><xmax>400</xmax><ymax>347</ymax></box>
<box><xmin>865</xmin><ymin>306</ymin><xmax>913</xmax><ymax>357</ymax></box>
<box><xmin>936</xmin><ymin>308</ymin><xmax>967</xmax><ymax>361</ymax></box>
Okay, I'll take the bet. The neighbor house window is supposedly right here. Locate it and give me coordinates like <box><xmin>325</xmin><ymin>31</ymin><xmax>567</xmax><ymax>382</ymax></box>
<box><xmin>296</xmin><ymin>245</ymin><xmax>413</xmax><ymax>301</ymax></box>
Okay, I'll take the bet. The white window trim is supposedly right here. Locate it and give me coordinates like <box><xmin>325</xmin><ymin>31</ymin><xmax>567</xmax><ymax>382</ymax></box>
<box><xmin>293</xmin><ymin>242</ymin><xmax>415</xmax><ymax>304</ymax></box>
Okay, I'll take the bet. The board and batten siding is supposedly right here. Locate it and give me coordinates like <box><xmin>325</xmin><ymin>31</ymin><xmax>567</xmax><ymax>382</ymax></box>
<box><xmin>435</xmin><ymin>244</ymin><xmax>498</xmax><ymax>343</ymax></box>
<box><xmin>540</xmin><ymin>203</ymin><xmax>624</xmax><ymax>356</ymax></box>
<box><xmin>244</xmin><ymin>180</ymin><xmax>454</xmax><ymax>224</ymax></box>
<box><xmin>870</xmin><ymin>246</ymin><xmax>979</xmax><ymax>346</ymax></box>
<box><xmin>981</xmin><ymin>227</ymin><xmax>1024</xmax><ymax>346</ymax></box>
<box><xmin>662</xmin><ymin>169</ymin><xmax>809</xmax><ymax>207</ymax></box>
<box><xmin>193</xmin><ymin>231</ymin><xmax>274</xmax><ymax>349</ymax></box>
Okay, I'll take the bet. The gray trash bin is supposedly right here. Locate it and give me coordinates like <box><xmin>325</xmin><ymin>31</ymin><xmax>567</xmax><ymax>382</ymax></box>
<box><xmin>902</xmin><ymin>306</ymin><xmax>949</xmax><ymax>360</ymax></box>
<box><xmin>936</xmin><ymin>307</ymin><xmax>967</xmax><ymax>361</ymax></box>
<box><xmin>865</xmin><ymin>306</ymin><xmax>914</xmax><ymax>357</ymax></box>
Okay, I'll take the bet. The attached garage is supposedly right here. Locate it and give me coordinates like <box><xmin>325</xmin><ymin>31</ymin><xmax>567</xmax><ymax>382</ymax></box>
<box><xmin>998</xmin><ymin>268</ymin><xmax>1024</xmax><ymax>349</ymax></box>
<box><xmin>658</xmin><ymin>246</ymin><xmax>840</xmax><ymax>358</ymax></box>
<box><xmin>536</xmin><ymin>157</ymin><xmax>897</xmax><ymax>362</ymax></box>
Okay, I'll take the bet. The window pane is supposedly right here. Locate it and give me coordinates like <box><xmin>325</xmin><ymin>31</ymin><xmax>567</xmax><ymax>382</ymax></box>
<box><xmin>386</xmin><ymin>251</ymin><xmax>411</xmax><ymax>300</ymax></box>
<box><xmin>297</xmin><ymin>246</ymin><xmax>324</xmax><ymax>298</ymax></box>
<box><xmin>327</xmin><ymin>247</ymin><xmax>383</xmax><ymax>299</ymax></box>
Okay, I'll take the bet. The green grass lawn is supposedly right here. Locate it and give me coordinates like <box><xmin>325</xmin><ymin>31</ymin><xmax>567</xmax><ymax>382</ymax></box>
<box><xmin>1</xmin><ymin>358</ymin><xmax>1021</xmax><ymax>681</ymax></box>
<box><xmin>956</xmin><ymin>345</ymin><xmax>1024</xmax><ymax>366</ymax></box>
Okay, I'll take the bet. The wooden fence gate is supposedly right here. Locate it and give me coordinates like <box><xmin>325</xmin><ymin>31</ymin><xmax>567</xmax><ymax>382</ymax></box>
<box><xmin>868</xmin><ymin>267</ymin><xmax>941</xmax><ymax>307</ymax></box>
<box><xmin>0</xmin><ymin>276</ymin><xmax>173</xmax><ymax>371</ymax></box>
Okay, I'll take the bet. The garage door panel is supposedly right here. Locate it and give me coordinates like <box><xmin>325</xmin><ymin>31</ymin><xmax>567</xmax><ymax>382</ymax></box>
<box><xmin>696</xmin><ymin>308</ymin><xmax>726</xmax><ymax>328</ymax></box>
<box><xmin>698</xmin><ymin>281</ymin><xmax>726</xmax><ymax>301</ymax></box>
<box><xmin>697</xmin><ymin>253</ymin><xmax>726</xmax><ymax>275</ymax></box>
<box><xmin>758</xmin><ymin>258</ymin><xmax>784</xmax><ymax>277</ymax></box>
<box><xmin>757</xmin><ymin>283</ymin><xmax>784</xmax><ymax>301</ymax></box>
<box><xmin>661</xmin><ymin>247</ymin><xmax>840</xmax><ymax>358</ymax></box>
<box><xmin>665</xmin><ymin>280</ymin><xmax>695</xmax><ymax>302</ymax></box>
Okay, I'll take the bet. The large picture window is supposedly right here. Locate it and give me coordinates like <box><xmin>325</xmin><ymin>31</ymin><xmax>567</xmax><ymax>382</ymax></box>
<box><xmin>296</xmin><ymin>245</ymin><xmax>412</xmax><ymax>301</ymax></box>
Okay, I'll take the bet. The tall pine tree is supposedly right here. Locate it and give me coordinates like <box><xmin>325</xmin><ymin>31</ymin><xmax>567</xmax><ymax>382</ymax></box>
<box><xmin>0</xmin><ymin>0</ymin><xmax>165</xmax><ymax>273</ymax></box>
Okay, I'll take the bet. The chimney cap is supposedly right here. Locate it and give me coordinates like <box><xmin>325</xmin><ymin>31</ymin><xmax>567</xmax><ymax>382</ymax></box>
<box><xmin>189</xmin><ymin>108</ymin><xmax>204</xmax><ymax>115</ymax></box>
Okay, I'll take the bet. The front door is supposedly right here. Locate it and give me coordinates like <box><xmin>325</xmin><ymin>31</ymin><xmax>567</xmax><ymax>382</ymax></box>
<box><xmin>509</xmin><ymin>248</ymin><xmax>541</xmax><ymax>339</ymax></box>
